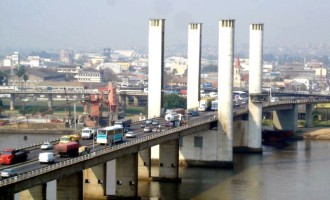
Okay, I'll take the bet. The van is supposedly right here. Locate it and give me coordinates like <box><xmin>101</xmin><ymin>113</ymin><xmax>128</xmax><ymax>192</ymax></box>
<box><xmin>39</xmin><ymin>152</ymin><xmax>55</xmax><ymax>164</ymax></box>
<box><xmin>81</xmin><ymin>128</ymin><xmax>95</xmax><ymax>140</ymax></box>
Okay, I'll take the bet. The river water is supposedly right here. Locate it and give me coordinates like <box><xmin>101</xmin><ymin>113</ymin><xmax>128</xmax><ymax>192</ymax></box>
<box><xmin>2</xmin><ymin>133</ymin><xmax>330</xmax><ymax>200</ymax></box>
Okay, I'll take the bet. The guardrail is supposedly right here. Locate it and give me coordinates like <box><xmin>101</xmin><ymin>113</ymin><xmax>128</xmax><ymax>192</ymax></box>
<box><xmin>0</xmin><ymin>115</ymin><xmax>217</xmax><ymax>187</ymax></box>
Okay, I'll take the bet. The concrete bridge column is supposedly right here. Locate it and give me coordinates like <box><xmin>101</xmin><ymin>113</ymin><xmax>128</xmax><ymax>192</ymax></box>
<box><xmin>187</xmin><ymin>23</ymin><xmax>202</xmax><ymax>110</ymax></box>
<box><xmin>273</xmin><ymin>104</ymin><xmax>298</xmax><ymax>132</ymax></box>
<box><xmin>83</xmin><ymin>163</ymin><xmax>106</xmax><ymax>199</ymax></box>
<box><xmin>217</xmin><ymin>19</ymin><xmax>235</xmax><ymax>167</ymax></box>
<box><xmin>305</xmin><ymin>104</ymin><xmax>313</xmax><ymax>128</ymax></box>
<box><xmin>10</xmin><ymin>94</ymin><xmax>15</xmax><ymax>110</ymax></box>
<box><xmin>157</xmin><ymin>139</ymin><xmax>180</xmax><ymax>181</ymax></box>
<box><xmin>133</xmin><ymin>96</ymin><xmax>139</xmax><ymax>107</ymax></box>
<box><xmin>125</xmin><ymin>96</ymin><xmax>130</xmax><ymax>106</ymax></box>
<box><xmin>138</xmin><ymin>148</ymin><xmax>151</xmax><ymax>180</ymax></box>
<box><xmin>20</xmin><ymin>184</ymin><xmax>46</xmax><ymax>200</ymax></box>
<box><xmin>57</xmin><ymin>171</ymin><xmax>83</xmax><ymax>200</ymax></box>
<box><xmin>47</xmin><ymin>94</ymin><xmax>53</xmax><ymax>110</ymax></box>
<box><xmin>111</xmin><ymin>153</ymin><xmax>138</xmax><ymax>198</ymax></box>
<box><xmin>148</xmin><ymin>19</ymin><xmax>165</xmax><ymax>118</ymax></box>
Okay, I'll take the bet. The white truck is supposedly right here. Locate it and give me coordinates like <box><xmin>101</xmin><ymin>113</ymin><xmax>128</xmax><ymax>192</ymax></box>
<box><xmin>164</xmin><ymin>112</ymin><xmax>185</xmax><ymax>127</ymax></box>
<box><xmin>211</xmin><ymin>100</ymin><xmax>218</xmax><ymax>111</ymax></box>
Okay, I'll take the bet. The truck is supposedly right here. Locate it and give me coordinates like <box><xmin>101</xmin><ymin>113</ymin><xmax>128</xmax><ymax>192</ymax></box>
<box><xmin>114</xmin><ymin>118</ymin><xmax>132</xmax><ymax>128</ymax></box>
<box><xmin>164</xmin><ymin>112</ymin><xmax>185</xmax><ymax>128</ymax></box>
<box><xmin>59</xmin><ymin>134</ymin><xmax>81</xmax><ymax>144</ymax></box>
<box><xmin>198</xmin><ymin>97</ymin><xmax>215</xmax><ymax>112</ymax></box>
<box><xmin>81</xmin><ymin>127</ymin><xmax>96</xmax><ymax>140</ymax></box>
<box><xmin>211</xmin><ymin>99</ymin><xmax>218</xmax><ymax>111</ymax></box>
<box><xmin>54</xmin><ymin>142</ymin><xmax>80</xmax><ymax>157</ymax></box>
<box><xmin>0</xmin><ymin>148</ymin><xmax>29</xmax><ymax>165</ymax></box>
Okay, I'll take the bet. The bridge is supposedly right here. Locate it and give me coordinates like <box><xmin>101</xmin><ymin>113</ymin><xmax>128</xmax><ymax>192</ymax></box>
<box><xmin>2</xmin><ymin>19</ymin><xmax>330</xmax><ymax>199</ymax></box>
<box><xmin>0</xmin><ymin>98</ymin><xmax>329</xmax><ymax>199</ymax></box>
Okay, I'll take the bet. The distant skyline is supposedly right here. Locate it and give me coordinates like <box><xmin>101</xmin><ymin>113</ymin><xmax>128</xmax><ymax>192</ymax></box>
<box><xmin>1</xmin><ymin>0</ymin><xmax>330</xmax><ymax>51</ymax></box>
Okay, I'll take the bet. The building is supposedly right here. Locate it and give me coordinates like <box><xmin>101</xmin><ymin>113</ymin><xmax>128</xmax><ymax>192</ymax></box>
<box><xmin>77</xmin><ymin>68</ymin><xmax>101</xmax><ymax>83</ymax></box>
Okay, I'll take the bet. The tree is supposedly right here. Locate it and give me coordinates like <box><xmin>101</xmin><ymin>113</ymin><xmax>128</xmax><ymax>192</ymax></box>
<box><xmin>163</xmin><ymin>93</ymin><xmax>187</xmax><ymax>110</ymax></box>
<box><xmin>17</xmin><ymin>65</ymin><xmax>26</xmax><ymax>88</ymax></box>
<box><xmin>23</xmin><ymin>74</ymin><xmax>29</xmax><ymax>88</ymax></box>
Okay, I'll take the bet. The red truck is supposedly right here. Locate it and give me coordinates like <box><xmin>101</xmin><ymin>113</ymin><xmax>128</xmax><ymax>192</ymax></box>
<box><xmin>54</xmin><ymin>142</ymin><xmax>79</xmax><ymax>157</ymax></box>
<box><xmin>0</xmin><ymin>148</ymin><xmax>29</xmax><ymax>165</ymax></box>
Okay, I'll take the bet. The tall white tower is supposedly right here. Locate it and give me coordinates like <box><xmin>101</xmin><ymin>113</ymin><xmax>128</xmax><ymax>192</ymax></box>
<box><xmin>187</xmin><ymin>23</ymin><xmax>202</xmax><ymax>110</ymax></box>
<box><xmin>248</xmin><ymin>24</ymin><xmax>264</xmax><ymax>151</ymax></box>
<box><xmin>218</xmin><ymin>19</ymin><xmax>235</xmax><ymax>164</ymax></box>
<box><xmin>148</xmin><ymin>19</ymin><xmax>165</xmax><ymax>118</ymax></box>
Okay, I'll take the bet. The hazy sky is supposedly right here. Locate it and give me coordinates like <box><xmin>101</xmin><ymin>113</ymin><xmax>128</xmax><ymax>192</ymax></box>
<box><xmin>0</xmin><ymin>0</ymin><xmax>329</xmax><ymax>51</ymax></box>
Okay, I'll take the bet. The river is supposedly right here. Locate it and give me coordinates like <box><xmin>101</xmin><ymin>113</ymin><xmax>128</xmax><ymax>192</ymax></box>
<box><xmin>1</xmin><ymin>133</ymin><xmax>330</xmax><ymax>200</ymax></box>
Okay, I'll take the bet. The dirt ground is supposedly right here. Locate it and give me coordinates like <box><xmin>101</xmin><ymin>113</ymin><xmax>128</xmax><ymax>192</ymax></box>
<box><xmin>301</xmin><ymin>127</ymin><xmax>330</xmax><ymax>140</ymax></box>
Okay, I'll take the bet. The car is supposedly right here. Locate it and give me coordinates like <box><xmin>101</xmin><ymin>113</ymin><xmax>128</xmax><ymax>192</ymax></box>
<box><xmin>125</xmin><ymin>131</ymin><xmax>136</xmax><ymax>138</ymax></box>
<box><xmin>140</xmin><ymin>123</ymin><xmax>146</xmax><ymax>128</ymax></box>
<box><xmin>152</xmin><ymin>127</ymin><xmax>161</xmax><ymax>132</ymax></box>
<box><xmin>188</xmin><ymin>110</ymin><xmax>199</xmax><ymax>116</ymax></box>
<box><xmin>144</xmin><ymin>126</ymin><xmax>152</xmax><ymax>133</ymax></box>
<box><xmin>40</xmin><ymin>142</ymin><xmax>53</xmax><ymax>150</ymax></box>
<box><xmin>1</xmin><ymin>168</ymin><xmax>17</xmax><ymax>178</ymax></box>
<box><xmin>145</xmin><ymin>119</ymin><xmax>153</xmax><ymax>125</ymax></box>
<box><xmin>152</xmin><ymin>120</ymin><xmax>160</xmax><ymax>126</ymax></box>
<box><xmin>39</xmin><ymin>152</ymin><xmax>55</xmax><ymax>164</ymax></box>
<box><xmin>270</xmin><ymin>97</ymin><xmax>279</xmax><ymax>103</ymax></box>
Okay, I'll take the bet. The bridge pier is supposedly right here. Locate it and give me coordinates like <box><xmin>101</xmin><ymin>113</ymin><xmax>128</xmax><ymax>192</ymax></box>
<box><xmin>57</xmin><ymin>171</ymin><xmax>83</xmax><ymax>200</ymax></box>
<box><xmin>111</xmin><ymin>153</ymin><xmax>139</xmax><ymax>199</ymax></box>
<box><xmin>217</xmin><ymin>19</ymin><xmax>235</xmax><ymax>166</ymax></box>
<box><xmin>83</xmin><ymin>164</ymin><xmax>107</xmax><ymax>199</ymax></box>
<box><xmin>138</xmin><ymin>148</ymin><xmax>151</xmax><ymax>180</ymax></box>
<box><xmin>10</xmin><ymin>94</ymin><xmax>15</xmax><ymax>110</ymax></box>
<box><xmin>273</xmin><ymin>104</ymin><xmax>298</xmax><ymax>132</ymax></box>
<box><xmin>155</xmin><ymin>139</ymin><xmax>180</xmax><ymax>182</ymax></box>
<box><xmin>133</xmin><ymin>96</ymin><xmax>139</xmax><ymax>107</ymax></box>
<box><xmin>48</xmin><ymin>94</ymin><xmax>53</xmax><ymax>110</ymax></box>
<box><xmin>20</xmin><ymin>184</ymin><xmax>46</xmax><ymax>200</ymax></box>
<box><xmin>305</xmin><ymin>104</ymin><xmax>313</xmax><ymax>128</ymax></box>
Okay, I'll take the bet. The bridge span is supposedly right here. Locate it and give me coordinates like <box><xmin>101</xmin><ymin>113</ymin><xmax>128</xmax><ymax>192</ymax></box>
<box><xmin>0</xmin><ymin>98</ymin><xmax>329</xmax><ymax>199</ymax></box>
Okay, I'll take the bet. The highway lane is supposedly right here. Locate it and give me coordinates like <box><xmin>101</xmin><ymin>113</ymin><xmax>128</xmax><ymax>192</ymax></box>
<box><xmin>0</xmin><ymin>110</ymin><xmax>220</xmax><ymax>179</ymax></box>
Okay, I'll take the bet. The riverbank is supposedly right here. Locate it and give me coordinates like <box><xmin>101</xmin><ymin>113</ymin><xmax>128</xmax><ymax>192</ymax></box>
<box><xmin>301</xmin><ymin>127</ymin><xmax>330</xmax><ymax>139</ymax></box>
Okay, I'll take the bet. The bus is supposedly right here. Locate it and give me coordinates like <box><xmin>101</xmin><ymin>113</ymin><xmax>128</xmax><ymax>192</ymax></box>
<box><xmin>233</xmin><ymin>91</ymin><xmax>248</xmax><ymax>102</ymax></box>
<box><xmin>96</xmin><ymin>126</ymin><xmax>124</xmax><ymax>145</ymax></box>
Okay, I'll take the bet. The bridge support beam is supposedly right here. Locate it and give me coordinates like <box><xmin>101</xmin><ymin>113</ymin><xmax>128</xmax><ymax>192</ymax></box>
<box><xmin>48</xmin><ymin>94</ymin><xmax>53</xmax><ymax>110</ymax></box>
<box><xmin>57</xmin><ymin>171</ymin><xmax>83</xmax><ymax>200</ymax></box>
<box><xmin>273</xmin><ymin>104</ymin><xmax>298</xmax><ymax>132</ymax></box>
<box><xmin>113</xmin><ymin>153</ymin><xmax>139</xmax><ymax>198</ymax></box>
<box><xmin>138</xmin><ymin>148</ymin><xmax>151</xmax><ymax>180</ymax></box>
<box><xmin>233</xmin><ymin>120</ymin><xmax>249</xmax><ymax>152</ymax></box>
<box><xmin>156</xmin><ymin>139</ymin><xmax>181</xmax><ymax>182</ymax></box>
<box><xmin>305</xmin><ymin>104</ymin><xmax>313</xmax><ymax>128</ymax></box>
<box><xmin>133</xmin><ymin>96</ymin><xmax>139</xmax><ymax>107</ymax></box>
<box><xmin>10</xmin><ymin>94</ymin><xmax>15</xmax><ymax>110</ymax></box>
<box><xmin>83</xmin><ymin>163</ymin><xmax>106</xmax><ymax>199</ymax></box>
<box><xmin>20</xmin><ymin>184</ymin><xmax>46</xmax><ymax>200</ymax></box>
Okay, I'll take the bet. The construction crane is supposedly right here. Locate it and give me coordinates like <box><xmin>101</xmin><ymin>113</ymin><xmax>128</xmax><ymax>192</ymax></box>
<box><xmin>64</xmin><ymin>87</ymin><xmax>72</xmax><ymax>127</ymax></box>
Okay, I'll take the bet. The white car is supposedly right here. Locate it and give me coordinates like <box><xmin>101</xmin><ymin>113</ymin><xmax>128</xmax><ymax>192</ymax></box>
<box><xmin>40</xmin><ymin>142</ymin><xmax>53</xmax><ymax>150</ymax></box>
<box><xmin>125</xmin><ymin>131</ymin><xmax>136</xmax><ymax>138</ymax></box>
<box><xmin>1</xmin><ymin>168</ymin><xmax>17</xmax><ymax>178</ymax></box>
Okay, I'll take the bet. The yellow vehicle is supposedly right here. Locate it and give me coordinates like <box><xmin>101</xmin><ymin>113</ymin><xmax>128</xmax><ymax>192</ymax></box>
<box><xmin>78</xmin><ymin>146</ymin><xmax>91</xmax><ymax>156</ymax></box>
<box><xmin>59</xmin><ymin>134</ymin><xmax>81</xmax><ymax>144</ymax></box>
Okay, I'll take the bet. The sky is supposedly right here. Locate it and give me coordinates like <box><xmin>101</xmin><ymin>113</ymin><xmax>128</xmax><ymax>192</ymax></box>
<box><xmin>0</xmin><ymin>0</ymin><xmax>329</xmax><ymax>51</ymax></box>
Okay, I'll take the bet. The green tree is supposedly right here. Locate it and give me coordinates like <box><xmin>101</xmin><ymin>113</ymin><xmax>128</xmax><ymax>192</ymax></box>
<box><xmin>23</xmin><ymin>74</ymin><xmax>29</xmax><ymax>88</ymax></box>
<box><xmin>17</xmin><ymin>65</ymin><xmax>26</xmax><ymax>88</ymax></box>
<box><xmin>163</xmin><ymin>93</ymin><xmax>186</xmax><ymax>110</ymax></box>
